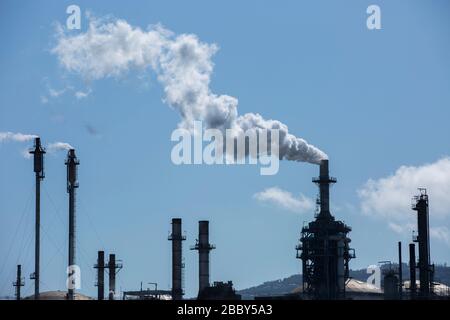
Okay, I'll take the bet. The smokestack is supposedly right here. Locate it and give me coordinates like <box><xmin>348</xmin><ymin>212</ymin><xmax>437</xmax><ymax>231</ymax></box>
<box><xmin>29</xmin><ymin>137</ymin><xmax>45</xmax><ymax>300</ymax></box>
<box><xmin>13</xmin><ymin>265</ymin><xmax>24</xmax><ymax>300</ymax></box>
<box><xmin>398</xmin><ymin>241</ymin><xmax>403</xmax><ymax>298</ymax></box>
<box><xmin>313</xmin><ymin>159</ymin><xmax>336</xmax><ymax>219</ymax></box>
<box><xmin>108</xmin><ymin>254</ymin><xmax>116</xmax><ymax>300</ymax></box>
<box><xmin>168</xmin><ymin>218</ymin><xmax>185</xmax><ymax>300</ymax></box>
<box><xmin>412</xmin><ymin>189</ymin><xmax>431</xmax><ymax>298</ymax></box>
<box><xmin>66</xmin><ymin>149</ymin><xmax>79</xmax><ymax>300</ymax></box>
<box><xmin>105</xmin><ymin>253</ymin><xmax>122</xmax><ymax>300</ymax></box>
<box><xmin>95</xmin><ymin>251</ymin><xmax>105</xmax><ymax>300</ymax></box>
<box><xmin>191</xmin><ymin>221</ymin><xmax>215</xmax><ymax>296</ymax></box>
<box><xmin>409</xmin><ymin>243</ymin><xmax>416</xmax><ymax>298</ymax></box>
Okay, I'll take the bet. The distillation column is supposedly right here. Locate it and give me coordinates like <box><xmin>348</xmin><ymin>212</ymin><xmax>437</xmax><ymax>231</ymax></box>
<box><xmin>412</xmin><ymin>189</ymin><xmax>432</xmax><ymax>298</ymax></box>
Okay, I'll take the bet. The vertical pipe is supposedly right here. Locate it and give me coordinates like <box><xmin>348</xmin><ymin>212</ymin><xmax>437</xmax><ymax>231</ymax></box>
<box><xmin>16</xmin><ymin>265</ymin><xmax>22</xmax><ymax>300</ymax></box>
<box><xmin>319</xmin><ymin>160</ymin><xmax>330</xmax><ymax>216</ymax></box>
<box><xmin>337</xmin><ymin>240</ymin><xmax>345</xmax><ymax>297</ymax></box>
<box><xmin>415</xmin><ymin>194</ymin><xmax>430</xmax><ymax>297</ymax></box>
<box><xmin>198</xmin><ymin>221</ymin><xmax>209</xmax><ymax>293</ymax></box>
<box><xmin>194</xmin><ymin>220</ymin><xmax>215</xmax><ymax>296</ymax></box>
<box><xmin>109</xmin><ymin>254</ymin><xmax>116</xmax><ymax>300</ymax></box>
<box><xmin>35</xmin><ymin>173</ymin><xmax>40</xmax><ymax>300</ymax></box>
<box><xmin>97</xmin><ymin>251</ymin><xmax>105</xmax><ymax>300</ymax></box>
<box><xmin>169</xmin><ymin>218</ymin><xmax>184</xmax><ymax>300</ymax></box>
<box><xmin>66</xmin><ymin>149</ymin><xmax>79</xmax><ymax>300</ymax></box>
<box><xmin>398</xmin><ymin>241</ymin><xmax>403</xmax><ymax>299</ymax></box>
<box><xmin>68</xmin><ymin>187</ymin><xmax>75</xmax><ymax>300</ymax></box>
<box><xmin>30</xmin><ymin>137</ymin><xmax>45</xmax><ymax>300</ymax></box>
<box><xmin>409</xmin><ymin>243</ymin><xmax>416</xmax><ymax>298</ymax></box>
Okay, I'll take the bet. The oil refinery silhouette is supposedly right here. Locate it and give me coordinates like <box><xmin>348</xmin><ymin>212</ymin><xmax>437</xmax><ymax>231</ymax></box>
<box><xmin>7</xmin><ymin>137</ymin><xmax>450</xmax><ymax>300</ymax></box>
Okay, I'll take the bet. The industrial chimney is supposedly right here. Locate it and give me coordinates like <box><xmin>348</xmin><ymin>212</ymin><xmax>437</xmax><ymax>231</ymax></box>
<box><xmin>412</xmin><ymin>188</ymin><xmax>433</xmax><ymax>298</ymax></box>
<box><xmin>66</xmin><ymin>149</ymin><xmax>79</xmax><ymax>300</ymax></box>
<box><xmin>94</xmin><ymin>251</ymin><xmax>105</xmax><ymax>300</ymax></box>
<box><xmin>107</xmin><ymin>254</ymin><xmax>122</xmax><ymax>300</ymax></box>
<box><xmin>313</xmin><ymin>159</ymin><xmax>336</xmax><ymax>220</ymax></box>
<box><xmin>191</xmin><ymin>221</ymin><xmax>215</xmax><ymax>297</ymax></box>
<box><xmin>13</xmin><ymin>265</ymin><xmax>25</xmax><ymax>300</ymax></box>
<box><xmin>297</xmin><ymin>159</ymin><xmax>355</xmax><ymax>300</ymax></box>
<box><xmin>168</xmin><ymin>218</ymin><xmax>186</xmax><ymax>300</ymax></box>
<box><xmin>29</xmin><ymin>137</ymin><xmax>45</xmax><ymax>300</ymax></box>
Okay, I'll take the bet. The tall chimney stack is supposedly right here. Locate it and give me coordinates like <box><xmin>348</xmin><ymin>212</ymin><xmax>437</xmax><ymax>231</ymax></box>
<box><xmin>66</xmin><ymin>149</ymin><xmax>79</xmax><ymax>300</ymax></box>
<box><xmin>13</xmin><ymin>265</ymin><xmax>25</xmax><ymax>300</ymax></box>
<box><xmin>313</xmin><ymin>159</ymin><xmax>336</xmax><ymax>220</ymax></box>
<box><xmin>108</xmin><ymin>254</ymin><xmax>116</xmax><ymax>300</ymax></box>
<box><xmin>106</xmin><ymin>253</ymin><xmax>122</xmax><ymax>300</ymax></box>
<box><xmin>94</xmin><ymin>251</ymin><xmax>105</xmax><ymax>300</ymax></box>
<box><xmin>29</xmin><ymin>137</ymin><xmax>45</xmax><ymax>300</ymax></box>
<box><xmin>412</xmin><ymin>189</ymin><xmax>432</xmax><ymax>298</ymax></box>
<box><xmin>168</xmin><ymin>218</ymin><xmax>185</xmax><ymax>300</ymax></box>
<box><xmin>191</xmin><ymin>221</ymin><xmax>215</xmax><ymax>296</ymax></box>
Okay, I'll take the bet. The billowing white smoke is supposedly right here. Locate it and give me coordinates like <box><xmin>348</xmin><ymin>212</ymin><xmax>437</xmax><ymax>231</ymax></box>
<box><xmin>52</xmin><ymin>18</ymin><xmax>327</xmax><ymax>164</ymax></box>
<box><xmin>47</xmin><ymin>142</ymin><xmax>74</xmax><ymax>153</ymax></box>
<box><xmin>0</xmin><ymin>131</ymin><xmax>37</xmax><ymax>143</ymax></box>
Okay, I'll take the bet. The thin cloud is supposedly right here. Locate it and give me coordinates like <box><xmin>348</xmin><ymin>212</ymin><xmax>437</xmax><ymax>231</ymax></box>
<box><xmin>254</xmin><ymin>187</ymin><xmax>314</xmax><ymax>213</ymax></box>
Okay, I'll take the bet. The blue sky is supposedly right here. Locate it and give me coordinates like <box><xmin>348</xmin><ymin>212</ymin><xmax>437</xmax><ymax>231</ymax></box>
<box><xmin>1</xmin><ymin>0</ymin><xmax>450</xmax><ymax>298</ymax></box>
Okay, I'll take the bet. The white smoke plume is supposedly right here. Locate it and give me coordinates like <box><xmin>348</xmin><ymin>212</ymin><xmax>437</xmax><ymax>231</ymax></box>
<box><xmin>52</xmin><ymin>18</ymin><xmax>327</xmax><ymax>164</ymax></box>
<box><xmin>47</xmin><ymin>142</ymin><xmax>74</xmax><ymax>153</ymax></box>
<box><xmin>0</xmin><ymin>131</ymin><xmax>38</xmax><ymax>143</ymax></box>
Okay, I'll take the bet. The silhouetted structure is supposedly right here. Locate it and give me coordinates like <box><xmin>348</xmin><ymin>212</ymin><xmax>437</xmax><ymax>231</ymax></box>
<box><xmin>168</xmin><ymin>218</ymin><xmax>186</xmax><ymax>300</ymax></box>
<box><xmin>13</xmin><ymin>265</ymin><xmax>25</xmax><ymax>300</ymax></box>
<box><xmin>29</xmin><ymin>137</ymin><xmax>45</xmax><ymax>300</ymax></box>
<box><xmin>296</xmin><ymin>160</ymin><xmax>355</xmax><ymax>299</ymax></box>
<box><xmin>197</xmin><ymin>281</ymin><xmax>241</xmax><ymax>300</ymax></box>
<box><xmin>409</xmin><ymin>243</ymin><xmax>417</xmax><ymax>298</ymax></box>
<box><xmin>65</xmin><ymin>149</ymin><xmax>79</xmax><ymax>300</ymax></box>
<box><xmin>398</xmin><ymin>241</ymin><xmax>403</xmax><ymax>298</ymax></box>
<box><xmin>94</xmin><ymin>251</ymin><xmax>106</xmax><ymax>300</ymax></box>
<box><xmin>191</xmin><ymin>220</ymin><xmax>215</xmax><ymax>297</ymax></box>
<box><xmin>108</xmin><ymin>254</ymin><xmax>123</xmax><ymax>300</ymax></box>
<box><xmin>412</xmin><ymin>189</ymin><xmax>434</xmax><ymax>298</ymax></box>
<box><xmin>383</xmin><ymin>269</ymin><xmax>399</xmax><ymax>300</ymax></box>
<box><xmin>122</xmin><ymin>282</ymin><xmax>171</xmax><ymax>300</ymax></box>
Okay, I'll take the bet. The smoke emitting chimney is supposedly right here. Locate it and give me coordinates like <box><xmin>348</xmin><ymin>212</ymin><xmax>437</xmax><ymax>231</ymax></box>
<box><xmin>29</xmin><ymin>137</ymin><xmax>45</xmax><ymax>300</ymax></box>
<box><xmin>66</xmin><ymin>149</ymin><xmax>79</xmax><ymax>300</ymax></box>
<box><xmin>313</xmin><ymin>159</ymin><xmax>336</xmax><ymax>219</ymax></box>
<box><xmin>191</xmin><ymin>221</ymin><xmax>215</xmax><ymax>296</ymax></box>
<box><xmin>168</xmin><ymin>218</ymin><xmax>185</xmax><ymax>300</ymax></box>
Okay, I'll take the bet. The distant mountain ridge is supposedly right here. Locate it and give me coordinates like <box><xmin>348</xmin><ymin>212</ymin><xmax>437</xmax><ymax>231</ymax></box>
<box><xmin>238</xmin><ymin>264</ymin><xmax>450</xmax><ymax>299</ymax></box>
